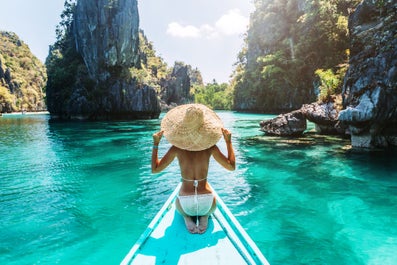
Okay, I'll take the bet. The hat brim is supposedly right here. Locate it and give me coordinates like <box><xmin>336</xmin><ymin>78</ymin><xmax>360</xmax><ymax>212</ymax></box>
<box><xmin>161</xmin><ymin>104</ymin><xmax>223</xmax><ymax>151</ymax></box>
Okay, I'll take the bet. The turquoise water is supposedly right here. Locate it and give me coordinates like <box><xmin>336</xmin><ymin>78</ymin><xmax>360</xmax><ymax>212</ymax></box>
<box><xmin>1</xmin><ymin>112</ymin><xmax>397</xmax><ymax>265</ymax></box>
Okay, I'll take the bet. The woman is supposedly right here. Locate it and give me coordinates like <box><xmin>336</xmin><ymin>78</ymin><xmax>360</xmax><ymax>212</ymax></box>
<box><xmin>151</xmin><ymin>104</ymin><xmax>235</xmax><ymax>234</ymax></box>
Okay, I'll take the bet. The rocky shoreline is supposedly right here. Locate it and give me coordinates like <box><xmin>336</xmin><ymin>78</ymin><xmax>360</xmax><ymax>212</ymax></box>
<box><xmin>260</xmin><ymin>101</ymin><xmax>345</xmax><ymax>135</ymax></box>
<box><xmin>1</xmin><ymin>111</ymin><xmax>49</xmax><ymax>115</ymax></box>
<box><xmin>261</xmin><ymin>0</ymin><xmax>397</xmax><ymax>149</ymax></box>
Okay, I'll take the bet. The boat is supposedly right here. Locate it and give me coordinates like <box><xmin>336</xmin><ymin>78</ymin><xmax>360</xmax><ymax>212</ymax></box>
<box><xmin>121</xmin><ymin>183</ymin><xmax>270</xmax><ymax>265</ymax></box>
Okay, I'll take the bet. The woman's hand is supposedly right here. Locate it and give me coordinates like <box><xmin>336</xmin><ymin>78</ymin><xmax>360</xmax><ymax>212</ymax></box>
<box><xmin>153</xmin><ymin>131</ymin><xmax>164</xmax><ymax>145</ymax></box>
<box><xmin>221</xmin><ymin>128</ymin><xmax>232</xmax><ymax>143</ymax></box>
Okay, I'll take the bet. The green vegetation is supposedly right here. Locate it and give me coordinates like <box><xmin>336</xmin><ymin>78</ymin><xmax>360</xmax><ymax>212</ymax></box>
<box><xmin>136</xmin><ymin>31</ymin><xmax>171</xmax><ymax>91</ymax></box>
<box><xmin>0</xmin><ymin>31</ymin><xmax>46</xmax><ymax>112</ymax></box>
<box><xmin>231</xmin><ymin>0</ymin><xmax>361</xmax><ymax>112</ymax></box>
<box><xmin>45</xmin><ymin>0</ymin><xmax>88</xmax><ymax>113</ymax></box>
<box><xmin>315</xmin><ymin>64</ymin><xmax>347</xmax><ymax>103</ymax></box>
<box><xmin>193</xmin><ymin>81</ymin><xmax>233</xmax><ymax>110</ymax></box>
<box><xmin>119</xmin><ymin>31</ymin><xmax>172</xmax><ymax>90</ymax></box>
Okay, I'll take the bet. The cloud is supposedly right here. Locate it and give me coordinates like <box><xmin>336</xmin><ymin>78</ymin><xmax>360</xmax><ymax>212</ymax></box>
<box><xmin>215</xmin><ymin>9</ymin><xmax>249</xmax><ymax>36</ymax></box>
<box><xmin>166</xmin><ymin>8</ymin><xmax>248</xmax><ymax>39</ymax></box>
<box><xmin>166</xmin><ymin>22</ymin><xmax>217</xmax><ymax>39</ymax></box>
<box><xmin>166</xmin><ymin>22</ymin><xmax>201</xmax><ymax>38</ymax></box>
<box><xmin>199</xmin><ymin>24</ymin><xmax>218</xmax><ymax>39</ymax></box>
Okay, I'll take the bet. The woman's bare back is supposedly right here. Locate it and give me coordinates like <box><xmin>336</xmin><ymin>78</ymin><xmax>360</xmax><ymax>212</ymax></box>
<box><xmin>176</xmin><ymin>147</ymin><xmax>213</xmax><ymax>195</ymax></box>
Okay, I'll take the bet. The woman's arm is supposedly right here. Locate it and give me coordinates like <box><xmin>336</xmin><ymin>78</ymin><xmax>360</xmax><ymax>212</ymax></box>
<box><xmin>211</xmin><ymin>128</ymin><xmax>236</xmax><ymax>171</ymax></box>
<box><xmin>151</xmin><ymin>131</ymin><xmax>177</xmax><ymax>173</ymax></box>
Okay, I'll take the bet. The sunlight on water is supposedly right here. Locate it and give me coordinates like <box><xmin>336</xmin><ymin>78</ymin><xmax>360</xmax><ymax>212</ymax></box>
<box><xmin>1</xmin><ymin>113</ymin><xmax>397</xmax><ymax>265</ymax></box>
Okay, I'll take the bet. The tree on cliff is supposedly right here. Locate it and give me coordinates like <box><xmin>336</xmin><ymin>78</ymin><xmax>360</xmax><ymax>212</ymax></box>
<box><xmin>231</xmin><ymin>0</ymin><xmax>361</xmax><ymax>113</ymax></box>
<box><xmin>0</xmin><ymin>31</ymin><xmax>46</xmax><ymax>113</ymax></box>
<box><xmin>45</xmin><ymin>0</ymin><xmax>85</xmax><ymax>116</ymax></box>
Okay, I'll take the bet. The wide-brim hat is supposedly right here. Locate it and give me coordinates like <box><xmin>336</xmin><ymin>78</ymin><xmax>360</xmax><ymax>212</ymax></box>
<box><xmin>161</xmin><ymin>103</ymin><xmax>223</xmax><ymax>151</ymax></box>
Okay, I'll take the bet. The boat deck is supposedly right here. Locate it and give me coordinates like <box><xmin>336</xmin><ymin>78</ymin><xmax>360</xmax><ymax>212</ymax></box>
<box><xmin>121</xmin><ymin>184</ymin><xmax>269</xmax><ymax>265</ymax></box>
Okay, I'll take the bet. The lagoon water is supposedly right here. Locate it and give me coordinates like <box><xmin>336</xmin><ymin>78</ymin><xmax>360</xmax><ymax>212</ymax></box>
<box><xmin>1</xmin><ymin>112</ymin><xmax>397</xmax><ymax>265</ymax></box>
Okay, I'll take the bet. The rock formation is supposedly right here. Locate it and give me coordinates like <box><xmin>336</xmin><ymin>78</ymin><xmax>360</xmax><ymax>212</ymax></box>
<box><xmin>301</xmin><ymin>102</ymin><xmax>345</xmax><ymax>135</ymax></box>
<box><xmin>260</xmin><ymin>110</ymin><xmax>307</xmax><ymax>136</ymax></box>
<box><xmin>74</xmin><ymin>0</ymin><xmax>140</xmax><ymax>81</ymax></box>
<box><xmin>159</xmin><ymin>62</ymin><xmax>203</xmax><ymax>107</ymax></box>
<box><xmin>46</xmin><ymin>0</ymin><xmax>160</xmax><ymax>120</ymax></box>
<box><xmin>338</xmin><ymin>0</ymin><xmax>397</xmax><ymax>148</ymax></box>
<box><xmin>162</xmin><ymin>62</ymin><xmax>191</xmax><ymax>105</ymax></box>
<box><xmin>260</xmin><ymin>101</ymin><xmax>344</xmax><ymax>136</ymax></box>
<box><xmin>261</xmin><ymin>0</ymin><xmax>397</xmax><ymax>149</ymax></box>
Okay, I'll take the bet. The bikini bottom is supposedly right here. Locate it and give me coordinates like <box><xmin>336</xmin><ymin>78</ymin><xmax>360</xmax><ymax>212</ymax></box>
<box><xmin>177</xmin><ymin>193</ymin><xmax>214</xmax><ymax>216</ymax></box>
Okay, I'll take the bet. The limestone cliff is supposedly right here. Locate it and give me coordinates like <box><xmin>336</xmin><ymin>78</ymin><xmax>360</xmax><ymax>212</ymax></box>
<box><xmin>0</xmin><ymin>31</ymin><xmax>46</xmax><ymax>113</ymax></box>
<box><xmin>74</xmin><ymin>0</ymin><xmax>140</xmax><ymax>81</ymax></box>
<box><xmin>46</xmin><ymin>0</ymin><xmax>160</xmax><ymax>120</ymax></box>
<box><xmin>159</xmin><ymin>62</ymin><xmax>203</xmax><ymax>106</ymax></box>
<box><xmin>339</xmin><ymin>0</ymin><xmax>397</xmax><ymax>148</ymax></box>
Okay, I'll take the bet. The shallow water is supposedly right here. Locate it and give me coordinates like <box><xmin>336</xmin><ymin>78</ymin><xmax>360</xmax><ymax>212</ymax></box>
<box><xmin>1</xmin><ymin>112</ymin><xmax>396</xmax><ymax>265</ymax></box>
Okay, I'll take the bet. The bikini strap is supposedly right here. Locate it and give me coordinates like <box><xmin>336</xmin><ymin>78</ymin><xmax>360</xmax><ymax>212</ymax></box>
<box><xmin>181</xmin><ymin>177</ymin><xmax>207</xmax><ymax>182</ymax></box>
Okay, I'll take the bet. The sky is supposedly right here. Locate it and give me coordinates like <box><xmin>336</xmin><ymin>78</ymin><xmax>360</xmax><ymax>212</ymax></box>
<box><xmin>0</xmin><ymin>0</ymin><xmax>253</xmax><ymax>83</ymax></box>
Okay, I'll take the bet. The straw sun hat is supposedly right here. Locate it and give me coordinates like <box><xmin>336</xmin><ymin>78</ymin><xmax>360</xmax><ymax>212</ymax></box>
<box><xmin>161</xmin><ymin>104</ymin><xmax>223</xmax><ymax>151</ymax></box>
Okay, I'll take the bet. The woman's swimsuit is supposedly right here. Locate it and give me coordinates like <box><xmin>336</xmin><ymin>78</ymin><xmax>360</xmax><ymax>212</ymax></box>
<box><xmin>178</xmin><ymin>193</ymin><xmax>214</xmax><ymax>216</ymax></box>
<box><xmin>178</xmin><ymin>177</ymin><xmax>214</xmax><ymax>225</ymax></box>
